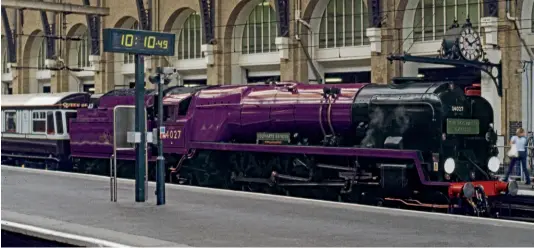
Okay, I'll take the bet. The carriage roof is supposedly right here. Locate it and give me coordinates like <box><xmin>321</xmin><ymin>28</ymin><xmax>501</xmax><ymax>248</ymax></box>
<box><xmin>1</xmin><ymin>92</ymin><xmax>91</xmax><ymax>109</ymax></box>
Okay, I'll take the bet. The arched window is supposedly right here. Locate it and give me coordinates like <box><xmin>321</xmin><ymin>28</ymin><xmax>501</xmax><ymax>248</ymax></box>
<box><xmin>177</xmin><ymin>13</ymin><xmax>204</xmax><ymax>60</ymax></box>
<box><xmin>123</xmin><ymin>21</ymin><xmax>139</xmax><ymax>64</ymax></box>
<box><xmin>319</xmin><ymin>0</ymin><xmax>369</xmax><ymax>48</ymax></box>
<box><xmin>413</xmin><ymin>0</ymin><xmax>482</xmax><ymax>42</ymax></box>
<box><xmin>77</xmin><ymin>31</ymin><xmax>91</xmax><ymax>68</ymax></box>
<box><xmin>242</xmin><ymin>0</ymin><xmax>278</xmax><ymax>54</ymax></box>
<box><xmin>37</xmin><ymin>39</ymin><xmax>47</xmax><ymax>70</ymax></box>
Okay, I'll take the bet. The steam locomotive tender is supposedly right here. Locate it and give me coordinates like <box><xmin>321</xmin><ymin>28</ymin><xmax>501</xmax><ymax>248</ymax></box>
<box><xmin>0</xmin><ymin>78</ymin><xmax>518</xmax><ymax>216</ymax></box>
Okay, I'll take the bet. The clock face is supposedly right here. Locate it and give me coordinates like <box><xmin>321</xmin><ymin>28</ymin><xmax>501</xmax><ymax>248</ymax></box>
<box><xmin>458</xmin><ymin>27</ymin><xmax>482</xmax><ymax>61</ymax></box>
<box><xmin>103</xmin><ymin>28</ymin><xmax>176</xmax><ymax>56</ymax></box>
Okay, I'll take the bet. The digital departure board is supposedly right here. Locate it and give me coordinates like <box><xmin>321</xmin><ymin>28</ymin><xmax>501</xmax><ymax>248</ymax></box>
<box><xmin>446</xmin><ymin>118</ymin><xmax>480</xmax><ymax>135</ymax></box>
<box><xmin>103</xmin><ymin>28</ymin><xmax>175</xmax><ymax>56</ymax></box>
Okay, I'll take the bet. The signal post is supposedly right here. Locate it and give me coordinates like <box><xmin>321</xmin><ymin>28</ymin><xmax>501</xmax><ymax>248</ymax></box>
<box><xmin>149</xmin><ymin>67</ymin><xmax>177</xmax><ymax>205</ymax></box>
<box><xmin>103</xmin><ymin>28</ymin><xmax>175</xmax><ymax>203</ymax></box>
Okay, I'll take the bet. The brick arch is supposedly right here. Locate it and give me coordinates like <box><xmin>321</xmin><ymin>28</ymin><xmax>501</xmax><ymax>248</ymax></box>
<box><xmin>223</xmin><ymin>0</ymin><xmax>279</xmax><ymax>84</ymax></box>
<box><xmin>23</xmin><ymin>29</ymin><xmax>46</xmax><ymax>93</ymax></box>
<box><xmin>163</xmin><ymin>8</ymin><xmax>196</xmax><ymax>33</ymax></box>
<box><xmin>398</xmin><ymin>0</ymin><xmax>418</xmax><ymax>53</ymax></box>
<box><xmin>23</xmin><ymin>29</ymin><xmax>45</xmax><ymax>69</ymax></box>
<box><xmin>66</xmin><ymin>23</ymin><xmax>89</xmax><ymax>68</ymax></box>
<box><xmin>114</xmin><ymin>16</ymin><xmax>139</xmax><ymax>28</ymax></box>
<box><xmin>223</xmin><ymin>0</ymin><xmax>276</xmax><ymax>50</ymax></box>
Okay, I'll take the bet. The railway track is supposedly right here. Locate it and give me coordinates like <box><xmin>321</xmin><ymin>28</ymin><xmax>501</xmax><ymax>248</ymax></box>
<box><xmin>5</xmin><ymin>163</ymin><xmax>534</xmax><ymax>223</ymax></box>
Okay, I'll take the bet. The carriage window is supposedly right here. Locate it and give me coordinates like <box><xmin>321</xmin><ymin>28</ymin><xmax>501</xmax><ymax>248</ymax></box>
<box><xmin>65</xmin><ymin>112</ymin><xmax>77</xmax><ymax>133</ymax></box>
<box><xmin>55</xmin><ymin>111</ymin><xmax>64</xmax><ymax>134</ymax></box>
<box><xmin>46</xmin><ymin>111</ymin><xmax>55</xmax><ymax>134</ymax></box>
<box><xmin>32</xmin><ymin>111</ymin><xmax>46</xmax><ymax>133</ymax></box>
<box><xmin>5</xmin><ymin>112</ymin><xmax>16</xmax><ymax>133</ymax></box>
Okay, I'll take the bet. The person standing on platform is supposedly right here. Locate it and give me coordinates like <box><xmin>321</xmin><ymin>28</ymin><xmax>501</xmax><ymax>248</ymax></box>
<box><xmin>504</xmin><ymin>128</ymin><xmax>531</xmax><ymax>185</ymax></box>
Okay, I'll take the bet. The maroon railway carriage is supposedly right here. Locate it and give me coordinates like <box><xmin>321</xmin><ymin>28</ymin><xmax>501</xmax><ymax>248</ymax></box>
<box><xmin>1</xmin><ymin>92</ymin><xmax>91</xmax><ymax>170</ymax></box>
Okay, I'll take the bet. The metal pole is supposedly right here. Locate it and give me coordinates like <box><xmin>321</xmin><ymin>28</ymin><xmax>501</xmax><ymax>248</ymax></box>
<box><xmin>156</xmin><ymin>75</ymin><xmax>166</xmax><ymax>205</ymax></box>
<box><xmin>110</xmin><ymin>154</ymin><xmax>114</xmax><ymax>201</ymax></box>
<box><xmin>114</xmin><ymin>152</ymin><xmax>117</xmax><ymax>202</ymax></box>
<box><xmin>134</xmin><ymin>54</ymin><xmax>146</xmax><ymax>202</ymax></box>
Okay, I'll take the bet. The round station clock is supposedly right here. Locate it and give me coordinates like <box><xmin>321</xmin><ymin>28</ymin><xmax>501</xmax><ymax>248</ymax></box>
<box><xmin>458</xmin><ymin>26</ymin><xmax>482</xmax><ymax>61</ymax></box>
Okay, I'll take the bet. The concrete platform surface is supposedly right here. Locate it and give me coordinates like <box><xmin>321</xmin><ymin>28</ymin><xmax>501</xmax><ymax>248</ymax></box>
<box><xmin>2</xmin><ymin>166</ymin><xmax>534</xmax><ymax>247</ymax></box>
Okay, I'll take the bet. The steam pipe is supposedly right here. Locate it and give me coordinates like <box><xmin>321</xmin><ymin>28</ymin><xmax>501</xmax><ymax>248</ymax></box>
<box><xmin>506</xmin><ymin>0</ymin><xmax>534</xmax><ymax>60</ymax></box>
<box><xmin>319</xmin><ymin>97</ymin><xmax>327</xmax><ymax>137</ymax></box>
<box><xmin>327</xmin><ymin>95</ymin><xmax>336</xmax><ymax>136</ymax></box>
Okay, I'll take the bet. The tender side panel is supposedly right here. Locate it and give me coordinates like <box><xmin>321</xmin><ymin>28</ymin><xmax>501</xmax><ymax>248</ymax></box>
<box><xmin>69</xmin><ymin>108</ymin><xmax>114</xmax><ymax>159</ymax></box>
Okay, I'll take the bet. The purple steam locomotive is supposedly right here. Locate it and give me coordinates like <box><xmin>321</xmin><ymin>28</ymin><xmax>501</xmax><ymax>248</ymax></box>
<box><xmin>1</xmin><ymin>78</ymin><xmax>519</xmax><ymax>216</ymax></box>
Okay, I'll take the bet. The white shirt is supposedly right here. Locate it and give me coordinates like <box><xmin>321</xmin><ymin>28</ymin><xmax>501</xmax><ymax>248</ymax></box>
<box><xmin>511</xmin><ymin>136</ymin><xmax>527</xmax><ymax>152</ymax></box>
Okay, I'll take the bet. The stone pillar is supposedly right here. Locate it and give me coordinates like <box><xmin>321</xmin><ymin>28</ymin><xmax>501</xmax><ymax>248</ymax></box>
<box><xmin>10</xmin><ymin>63</ymin><xmax>25</xmax><ymax>94</ymax></box>
<box><xmin>480</xmin><ymin>17</ymin><xmax>502</xmax><ymax>136</ymax></box>
<box><xmin>202</xmin><ymin>44</ymin><xmax>219</xmax><ymax>86</ymax></box>
<box><xmin>368</xmin><ymin>27</ymin><xmax>400</xmax><ymax>84</ymax></box>
<box><xmin>48</xmin><ymin>59</ymin><xmax>69</xmax><ymax>93</ymax></box>
<box><xmin>368</xmin><ymin>0</ymin><xmax>400</xmax><ymax>84</ymax></box>
<box><xmin>208</xmin><ymin>0</ymin><xmax>228</xmax><ymax>86</ymax></box>
<box><xmin>12</xmin><ymin>12</ymin><xmax>28</xmax><ymax>94</ymax></box>
<box><xmin>90</xmin><ymin>55</ymin><xmax>106</xmax><ymax>94</ymax></box>
<box><xmin>497</xmin><ymin>0</ymin><xmax>522</xmax><ymax>139</ymax></box>
<box><xmin>278</xmin><ymin>1</ymin><xmax>308</xmax><ymax>83</ymax></box>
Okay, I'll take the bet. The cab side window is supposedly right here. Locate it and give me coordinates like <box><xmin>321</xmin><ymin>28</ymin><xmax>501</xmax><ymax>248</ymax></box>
<box><xmin>55</xmin><ymin>111</ymin><xmax>64</xmax><ymax>134</ymax></box>
<box><xmin>65</xmin><ymin>112</ymin><xmax>77</xmax><ymax>133</ymax></box>
<box><xmin>46</xmin><ymin>111</ymin><xmax>55</xmax><ymax>135</ymax></box>
<box><xmin>178</xmin><ymin>97</ymin><xmax>192</xmax><ymax>116</ymax></box>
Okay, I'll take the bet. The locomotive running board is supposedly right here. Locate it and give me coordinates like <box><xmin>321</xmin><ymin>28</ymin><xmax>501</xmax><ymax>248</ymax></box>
<box><xmin>190</xmin><ymin>141</ymin><xmax>449</xmax><ymax>187</ymax></box>
<box><xmin>190</xmin><ymin>142</ymin><xmax>421</xmax><ymax>159</ymax></box>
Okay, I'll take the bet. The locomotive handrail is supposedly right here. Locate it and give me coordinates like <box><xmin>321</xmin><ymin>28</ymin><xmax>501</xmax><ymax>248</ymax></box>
<box><xmin>368</xmin><ymin>100</ymin><xmax>436</xmax><ymax>121</ymax></box>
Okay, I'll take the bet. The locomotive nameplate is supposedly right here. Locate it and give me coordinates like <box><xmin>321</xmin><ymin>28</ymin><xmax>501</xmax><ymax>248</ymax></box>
<box><xmin>256</xmin><ymin>132</ymin><xmax>291</xmax><ymax>145</ymax></box>
<box><xmin>446</xmin><ymin>118</ymin><xmax>479</xmax><ymax>135</ymax></box>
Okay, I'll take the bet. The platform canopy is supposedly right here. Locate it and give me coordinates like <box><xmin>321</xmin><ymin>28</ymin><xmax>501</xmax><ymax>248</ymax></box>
<box><xmin>1</xmin><ymin>92</ymin><xmax>90</xmax><ymax>108</ymax></box>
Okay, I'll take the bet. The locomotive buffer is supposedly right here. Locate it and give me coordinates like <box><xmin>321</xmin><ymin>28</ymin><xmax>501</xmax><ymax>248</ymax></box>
<box><xmin>103</xmin><ymin>28</ymin><xmax>175</xmax><ymax>203</ymax></box>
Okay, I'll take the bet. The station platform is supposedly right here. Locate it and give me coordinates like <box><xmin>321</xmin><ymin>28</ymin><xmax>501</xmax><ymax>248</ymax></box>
<box><xmin>2</xmin><ymin>165</ymin><xmax>534</xmax><ymax>247</ymax></box>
